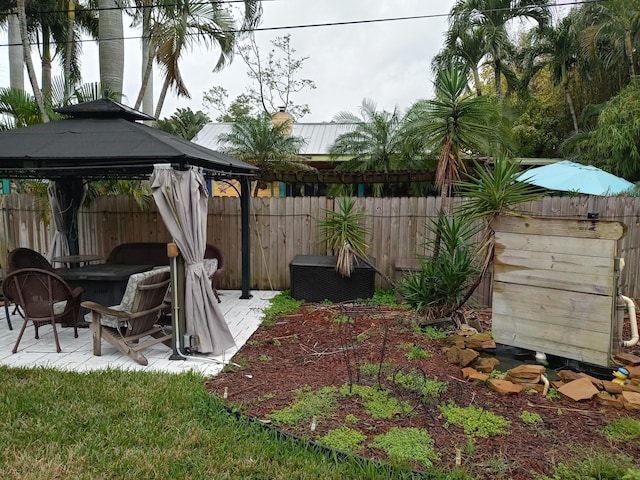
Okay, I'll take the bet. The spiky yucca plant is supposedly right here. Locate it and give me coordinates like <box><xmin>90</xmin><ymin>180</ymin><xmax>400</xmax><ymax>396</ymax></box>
<box><xmin>317</xmin><ymin>198</ymin><xmax>369</xmax><ymax>277</ymax></box>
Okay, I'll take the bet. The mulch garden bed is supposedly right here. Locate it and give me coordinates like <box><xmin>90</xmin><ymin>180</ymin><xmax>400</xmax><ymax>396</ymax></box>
<box><xmin>206</xmin><ymin>303</ymin><xmax>640</xmax><ymax>479</ymax></box>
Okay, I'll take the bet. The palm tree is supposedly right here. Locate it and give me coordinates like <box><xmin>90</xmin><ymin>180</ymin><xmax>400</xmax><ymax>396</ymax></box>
<box><xmin>581</xmin><ymin>0</ymin><xmax>640</xmax><ymax>83</ymax></box>
<box><xmin>131</xmin><ymin>0</ymin><xmax>263</xmax><ymax>118</ymax></box>
<box><xmin>156</xmin><ymin>107</ymin><xmax>210</xmax><ymax>140</ymax></box>
<box><xmin>98</xmin><ymin>0</ymin><xmax>124</xmax><ymax>100</ymax></box>
<box><xmin>451</xmin><ymin>0</ymin><xmax>550</xmax><ymax>102</ymax></box>
<box><xmin>522</xmin><ymin>14</ymin><xmax>588</xmax><ymax>134</ymax></box>
<box><xmin>218</xmin><ymin>113</ymin><xmax>311</xmax><ymax>196</ymax></box>
<box><xmin>433</xmin><ymin>19</ymin><xmax>486</xmax><ymax>96</ymax></box>
<box><xmin>403</xmin><ymin>67</ymin><xmax>500</xmax><ymax>211</ymax></box>
<box><xmin>15</xmin><ymin>0</ymin><xmax>47</xmax><ymax>122</ymax></box>
<box><xmin>328</xmin><ymin>99</ymin><xmax>421</xmax><ymax>196</ymax></box>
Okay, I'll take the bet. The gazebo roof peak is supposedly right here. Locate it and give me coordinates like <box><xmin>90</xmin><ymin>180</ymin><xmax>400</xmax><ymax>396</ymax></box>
<box><xmin>54</xmin><ymin>98</ymin><xmax>155</xmax><ymax>121</ymax></box>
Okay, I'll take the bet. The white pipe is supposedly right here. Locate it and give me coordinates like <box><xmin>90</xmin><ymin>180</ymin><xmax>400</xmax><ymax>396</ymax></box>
<box><xmin>619</xmin><ymin>294</ymin><xmax>639</xmax><ymax>348</ymax></box>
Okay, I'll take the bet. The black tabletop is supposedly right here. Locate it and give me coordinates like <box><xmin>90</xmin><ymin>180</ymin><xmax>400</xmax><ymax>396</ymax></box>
<box><xmin>57</xmin><ymin>264</ymin><xmax>154</xmax><ymax>281</ymax></box>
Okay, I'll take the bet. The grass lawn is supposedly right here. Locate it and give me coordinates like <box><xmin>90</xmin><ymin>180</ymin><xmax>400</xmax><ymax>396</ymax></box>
<box><xmin>0</xmin><ymin>366</ymin><xmax>433</xmax><ymax>480</ymax></box>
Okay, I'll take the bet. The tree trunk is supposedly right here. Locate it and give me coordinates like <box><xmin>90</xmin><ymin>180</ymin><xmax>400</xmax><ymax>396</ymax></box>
<box><xmin>17</xmin><ymin>0</ymin><xmax>48</xmax><ymax>123</ymax></box>
<box><xmin>625</xmin><ymin>29</ymin><xmax>636</xmax><ymax>81</ymax></box>
<box><xmin>64</xmin><ymin>0</ymin><xmax>76</xmax><ymax>101</ymax></box>
<box><xmin>8</xmin><ymin>11</ymin><xmax>24</xmax><ymax>91</ymax></box>
<box><xmin>41</xmin><ymin>27</ymin><xmax>52</xmax><ymax>98</ymax></box>
<box><xmin>98</xmin><ymin>0</ymin><xmax>124</xmax><ymax>100</ymax></box>
<box><xmin>564</xmin><ymin>83</ymin><xmax>579</xmax><ymax>134</ymax></box>
<box><xmin>494</xmin><ymin>58</ymin><xmax>502</xmax><ymax>102</ymax></box>
<box><xmin>472</xmin><ymin>67</ymin><xmax>482</xmax><ymax>97</ymax></box>
<box><xmin>153</xmin><ymin>75</ymin><xmax>170</xmax><ymax>122</ymax></box>
<box><xmin>135</xmin><ymin>3</ymin><xmax>154</xmax><ymax>113</ymax></box>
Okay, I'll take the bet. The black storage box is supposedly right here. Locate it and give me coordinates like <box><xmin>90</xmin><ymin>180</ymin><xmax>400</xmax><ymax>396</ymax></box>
<box><xmin>289</xmin><ymin>255</ymin><xmax>376</xmax><ymax>303</ymax></box>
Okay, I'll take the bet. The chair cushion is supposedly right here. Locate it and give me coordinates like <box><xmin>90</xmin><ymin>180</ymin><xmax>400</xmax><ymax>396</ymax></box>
<box><xmin>203</xmin><ymin>258</ymin><xmax>218</xmax><ymax>279</ymax></box>
<box><xmin>85</xmin><ymin>266</ymin><xmax>170</xmax><ymax>328</ymax></box>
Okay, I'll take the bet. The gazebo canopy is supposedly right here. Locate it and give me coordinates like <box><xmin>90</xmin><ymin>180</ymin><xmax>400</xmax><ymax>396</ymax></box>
<box><xmin>0</xmin><ymin>98</ymin><xmax>256</xmax><ymax>298</ymax></box>
<box><xmin>0</xmin><ymin>98</ymin><xmax>257</xmax><ymax>179</ymax></box>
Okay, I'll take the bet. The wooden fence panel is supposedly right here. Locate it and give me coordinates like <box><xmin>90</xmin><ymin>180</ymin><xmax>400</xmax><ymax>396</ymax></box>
<box><xmin>5</xmin><ymin>194</ymin><xmax>640</xmax><ymax>305</ymax></box>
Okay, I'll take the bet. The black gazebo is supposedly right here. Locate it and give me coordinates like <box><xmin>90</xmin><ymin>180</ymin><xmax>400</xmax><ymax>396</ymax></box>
<box><xmin>0</xmin><ymin>98</ymin><xmax>257</xmax><ymax>298</ymax></box>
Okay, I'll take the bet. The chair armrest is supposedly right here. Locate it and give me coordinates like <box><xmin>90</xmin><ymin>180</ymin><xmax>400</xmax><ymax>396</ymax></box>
<box><xmin>81</xmin><ymin>301</ymin><xmax>131</xmax><ymax>319</ymax></box>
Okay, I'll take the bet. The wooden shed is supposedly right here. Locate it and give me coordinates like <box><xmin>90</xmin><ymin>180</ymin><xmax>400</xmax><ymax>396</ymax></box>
<box><xmin>491</xmin><ymin>216</ymin><xmax>627</xmax><ymax>367</ymax></box>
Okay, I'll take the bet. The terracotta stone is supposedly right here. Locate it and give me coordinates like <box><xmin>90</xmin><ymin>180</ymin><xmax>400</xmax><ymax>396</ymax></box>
<box><xmin>465</xmin><ymin>333</ymin><xmax>496</xmax><ymax>349</ymax></box>
<box><xmin>461</xmin><ymin>367</ymin><xmax>489</xmax><ymax>382</ymax></box>
<box><xmin>446</xmin><ymin>346</ymin><xmax>479</xmax><ymax>367</ymax></box>
<box><xmin>626</xmin><ymin>365</ymin><xmax>640</xmax><ymax>379</ymax></box>
<box><xmin>472</xmin><ymin>356</ymin><xmax>500</xmax><ymax>373</ymax></box>
<box><xmin>557</xmin><ymin>370</ymin><xmax>581</xmax><ymax>382</ymax></box>
<box><xmin>601</xmin><ymin>380</ymin><xmax>624</xmax><ymax>395</ymax></box>
<box><xmin>578</xmin><ymin>373</ymin><xmax>603</xmax><ymax>389</ymax></box>
<box><xmin>623</xmin><ymin>383</ymin><xmax>640</xmax><ymax>393</ymax></box>
<box><xmin>595</xmin><ymin>392</ymin><xmax>623</xmax><ymax>409</ymax></box>
<box><xmin>620</xmin><ymin>391</ymin><xmax>640</xmax><ymax>410</ymax></box>
<box><xmin>508</xmin><ymin>364</ymin><xmax>546</xmax><ymax>376</ymax></box>
<box><xmin>441</xmin><ymin>336</ymin><xmax>466</xmax><ymax>349</ymax></box>
<box><xmin>613</xmin><ymin>352</ymin><xmax>640</xmax><ymax>366</ymax></box>
<box><xmin>557</xmin><ymin>378</ymin><xmax>599</xmax><ymax>402</ymax></box>
<box><xmin>488</xmin><ymin>379</ymin><xmax>523</xmax><ymax>395</ymax></box>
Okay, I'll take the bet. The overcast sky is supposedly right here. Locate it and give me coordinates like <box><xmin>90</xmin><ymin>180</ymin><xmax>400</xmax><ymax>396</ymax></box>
<box><xmin>0</xmin><ymin>0</ymin><xmax>462</xmax><ymax>123</ymax></box>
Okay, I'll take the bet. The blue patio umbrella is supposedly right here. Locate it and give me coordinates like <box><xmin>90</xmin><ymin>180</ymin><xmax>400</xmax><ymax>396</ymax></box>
<box><xmin>516</xmin><ymin>160</ymin><xmax>634</xmax><ymax>196</ymax></box>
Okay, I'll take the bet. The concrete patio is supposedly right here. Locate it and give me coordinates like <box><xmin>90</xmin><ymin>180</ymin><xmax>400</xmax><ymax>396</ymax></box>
<box><xmin>0</xmin><ymin>290</ymin><xmax>278</xmax><ymax>377</ymax></box>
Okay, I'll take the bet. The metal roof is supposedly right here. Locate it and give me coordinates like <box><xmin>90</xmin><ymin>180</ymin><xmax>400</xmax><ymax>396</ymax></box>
<box><xmin>192</xmin><ymin>122</ymin><xmax>357</xmax><ymax>156</ymax></box>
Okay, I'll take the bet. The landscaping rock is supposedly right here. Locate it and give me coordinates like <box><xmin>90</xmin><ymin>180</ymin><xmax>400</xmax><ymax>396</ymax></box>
<box><xmin>623</xmin><ymin>383</ymin><xmax>640</xmax><ymax>393</ymax></box>
<box><xmin>461</xmin><ymin>367</ymin><xmax>489</xmax><ymax>382</ymax></box>
<box><xmin>472</xmin><ymin>356</ymin><xmax>500</xmax><ymax>373</ymax></box>
<box><xmin>595</xmin><ymin>392</ymin><xmax>623</xmax><ymax>409</ymax></box>
<box><xmin>506</xmin><ymin>364</ymin><xmax>545</xmax><ymax>384</ymax></box>
<box><xmin>557</xmin><ymin>378</ymin><xmax>599</xmax><ymax>402</ymax></box>
<box><xmin>620</xmin><ymin>391</ymin><xmax>640</xmax><ymax>410</ymax></box>
<box><xmin>488</xmin><ymin>379</ymin><xmax>523</xmax><ymax>395</ymax></box>
<box><xmin>578</xmin><ymin>373</ymin><xmax>603</xmax><ymax>390</ymax></box>
<box><xmin>601</xmin><ymin>380</ymin><xmax>624</xmax><ymax>395</ymax></box>
<box><xmin>613</xmin><ymin>352</ymin><xmax>640</xmax><ymax>366</ymax></box>
<box><xmin>557</xmin><ymin>370</ymin><xmax>581</xmax><ymax>382</ymax></box>
<box><xmin>626</xmin><ymin>365</ymin><xmax>640</xmax><ymax>379</ymax></box>
<box><xmin>465</xmin><ymin>333</ymin><xmax>496</xmax><ymax>349</ymax></box>
<box><xmin>446</xmin><ymin>346</ymin><xmax>479</xmax><ymax>367</ymax></box>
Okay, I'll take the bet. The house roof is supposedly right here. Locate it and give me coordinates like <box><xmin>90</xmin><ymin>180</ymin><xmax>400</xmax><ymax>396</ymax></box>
<box><xmin>192</xmin><ymin>122</ymin><xmax>357</xmax><ymax>156</ymax></box>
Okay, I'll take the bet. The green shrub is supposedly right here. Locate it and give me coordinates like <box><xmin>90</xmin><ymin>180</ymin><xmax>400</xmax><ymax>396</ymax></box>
<box><xmin>599</xmin><ymin>417</ymin><xmax>640</xmax><ymax>441</ymax></box>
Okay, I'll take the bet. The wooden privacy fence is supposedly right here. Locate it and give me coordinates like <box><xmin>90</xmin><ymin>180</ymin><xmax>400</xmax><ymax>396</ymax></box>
<box><xmin>2</xmin><ymin>194</ymin><xmax>640</xmax><ymax>305</ymax></box>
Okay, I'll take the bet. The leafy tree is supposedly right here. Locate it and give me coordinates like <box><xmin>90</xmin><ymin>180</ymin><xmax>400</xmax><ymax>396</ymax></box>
<box><xmin>217</xmin><ymin>113</ymin><xmax>312</xmax><ymax>195</ymax></box>
<box><xmin>156</xmin><ymin>107</ymin><xmax>211</xmax><ymax>140</ymax></box>
<box><xmin>568</xmin><ymin>82</ymin><xmax>640</xmax><ymax>181</ymax></box>
<box><xmin>202</xmin><ymin>86</ymin><xmax>253</xmax><ymax>122</ymax></box>
<box><xmin>204</xmin><ymin>34</ymin><xmax>315</xmax><ymax>120</ymax></box>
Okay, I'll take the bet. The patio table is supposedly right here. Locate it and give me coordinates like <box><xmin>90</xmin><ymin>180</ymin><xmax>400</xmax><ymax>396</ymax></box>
<box><xmin>52</xmin><ymin>254</ymin><xmax>103</xmax><ymax>269</ymax></box>
<box><xmin>57</xmin><ymin>264</ymin><xmax>154</xmax><ymax>318</ymax></box>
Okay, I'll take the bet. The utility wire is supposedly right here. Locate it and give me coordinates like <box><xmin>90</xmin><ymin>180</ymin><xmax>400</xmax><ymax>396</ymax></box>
<box><xmin>0</xmin><ymin>0</ymin><xmax>608</xmax><ymax>49</ymax></box>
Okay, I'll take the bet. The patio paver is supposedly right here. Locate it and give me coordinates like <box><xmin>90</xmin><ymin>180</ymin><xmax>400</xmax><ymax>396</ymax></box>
<box><xmin>0</xmin><ymin>290</ymin><xmax>278</xmax><ymax>377</ymax></box>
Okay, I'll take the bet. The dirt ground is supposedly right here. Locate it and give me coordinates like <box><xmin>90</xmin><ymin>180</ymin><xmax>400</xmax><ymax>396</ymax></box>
<box><xmin>206</xmin><ymin>304</ymin><xmax>640</xmax><ymax>479</ymax></box>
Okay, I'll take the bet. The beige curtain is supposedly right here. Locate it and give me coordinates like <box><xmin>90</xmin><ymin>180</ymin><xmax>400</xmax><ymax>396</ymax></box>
<box><xmin>150</xmin><ymin>164</ymin><xmax>235</xmax><ymax>355</ymax></box>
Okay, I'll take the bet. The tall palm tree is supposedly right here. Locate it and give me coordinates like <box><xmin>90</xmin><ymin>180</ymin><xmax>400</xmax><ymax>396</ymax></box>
<box><xmin>433</xmin><ymin>20</ymin><xmax>486</xmax><ymax>96</ymax></box>
<box><xmin>451</xmin><ymin>0</ymin><xmax>550</xmax><ymax>102</ymax></box>
<box><xmin>98</xmin><ymin>0</ymin><xmax>124</xmax><ymax>100</ymax></box>
<box><xmin>581</xmin><ymin>0</ymin><xmax>640</xmax><ymax>83</ymax></box>
<box><xmin>156</xmin><ymin>107</ymin><xmax>210</xmax><ymax>140</ymax></box>
<box><xmin>521</xmin><ymin>13</ymin><xmax>588</xmax><ymax>134</ymax></box>
<box><xmin>403</xmin><ymin>67</ymin><xmax>500</xmax><ymax>211</ymax></box>
<box><xmin>7</xmin><ymin>9</ymin><xmax>23</xmax><ymax>90</ymax></box>
<box><xmin>218</xmin><ymin>113</ymin><xmax>310</xmax><ymax>196</ymax></box>
<box><xmin>15</xmin><ymin>0</ymin><xmax>47</xmax><ymax>122</ymax></box>
<box><xmin>132</xmin><ymin>0</ymin><xmax>263</xmax><ymax>117</ymax></box>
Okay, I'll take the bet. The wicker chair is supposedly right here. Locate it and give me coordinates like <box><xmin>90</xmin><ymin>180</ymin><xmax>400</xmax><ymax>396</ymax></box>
<box><xmin>3</xmin><ymin>268</ymin><xmax>83</xmax><ymax>353</ymax></box>
<box><xmin>7</xmin><ymin>248</ymin><xmax>55</xmax><ymax>272</ymax></box>
<box><xmin>81</xmin><ymin>268</ymin><xmax>172</xmax><ymax>366</ymax></box>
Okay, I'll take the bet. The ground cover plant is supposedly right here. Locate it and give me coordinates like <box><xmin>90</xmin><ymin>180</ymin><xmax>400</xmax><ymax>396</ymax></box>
<box><xmin>207</xmin><ymin>292</ymin><xmax>640</xmax><ymax>480</ymax></box>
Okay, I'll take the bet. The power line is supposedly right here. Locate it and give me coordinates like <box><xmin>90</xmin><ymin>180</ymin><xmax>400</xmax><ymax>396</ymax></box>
<box><xmin>0</xmin><ymin>0</ymin><xmax>608</xmax><ymax>49</ymax></box>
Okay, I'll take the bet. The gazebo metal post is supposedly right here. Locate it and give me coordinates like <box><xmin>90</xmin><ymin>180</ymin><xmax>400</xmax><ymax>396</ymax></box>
<box><xmin>240</xmin><ymin>175</ymin><xmax>252</xmax><ymax>299</ymax></box>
